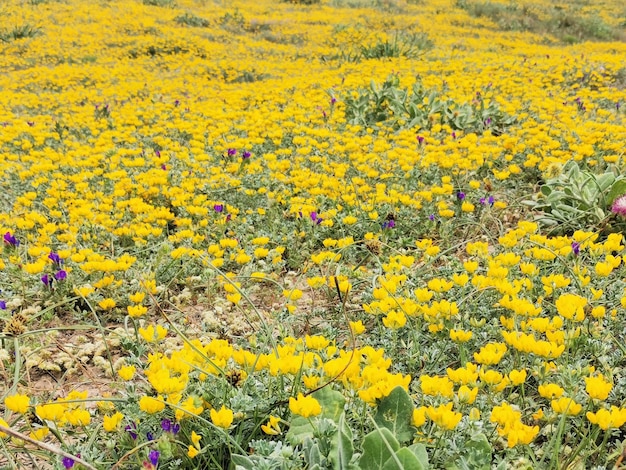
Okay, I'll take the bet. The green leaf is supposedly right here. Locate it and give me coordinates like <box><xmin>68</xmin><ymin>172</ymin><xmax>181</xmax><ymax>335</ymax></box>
<box><xmin>596</xmin><ymin>172</ymin><xmax>615</xmax><ymax>191</ymax></box>
<box><xmin>607</xmin><ymin>179</ymin><xmax>626</xmax><ymax>206</ymax></box>
<box><xmin>381</xmin><ymin>448</ymin><xmax>424</xmax><ymax>470</ymax></box>
<box><xmin>359</xmin><ymin>428</ymin><xmax>400</xmax><ymax>470</ymax></box>
<box><xmin>374</xmin><ymin>386</ymin><xmax>414</xmax><ymax>443</ymax></box>
<box><xmin>444</xmin><ymin>433</ymin><xmax>492</xmax><ymax>470</ymax></box>
<box><xmin>305</xmin><ymin>437</ymin><xmax>324</xmax><ymax>467</ymax></box>
<box><xmin>331</xmin><ymin>412</ymin><xmax>354</xmax><ymax>470</ymax></box>
<box><xmin>286</xmin><ymin>387</ymin><xmax>346</xmax><ymax>445</ymax></box>
<box><xmin>408</xmin><ymin>444</ymin><xmax>429</xmax><ymax>469</ymax></box>
<box><xmin>231</xmin><ymin>454</ymin><xmax>256</xmax><ymax>470</ymax></box>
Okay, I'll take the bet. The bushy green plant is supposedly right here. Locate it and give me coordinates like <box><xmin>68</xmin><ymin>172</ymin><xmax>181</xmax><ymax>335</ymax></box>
<box><xmin>524</xmin><ymin>160</ymin><xmax>626</xmax><ymax>234</ymax></box>
<box><xmin>174</xmin><ymin>13</ymin><xmax>210</xmax><ymax>28</ymax></box>
<box><xmin>342</xmin><ymin>74</ymin><xmax>515</xmax><ymax>134</ymax></box>
<box><xmin>0</xmin><ymin>24</ymin><xmax>42</xmax><ymax>42</ymax></box>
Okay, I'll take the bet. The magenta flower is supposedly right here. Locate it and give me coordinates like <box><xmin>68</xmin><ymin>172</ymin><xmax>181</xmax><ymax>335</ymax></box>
<box><xmin>611</xmin><ymin>195</ymin><xmax>626</xmax><ymax>217</ymax></box>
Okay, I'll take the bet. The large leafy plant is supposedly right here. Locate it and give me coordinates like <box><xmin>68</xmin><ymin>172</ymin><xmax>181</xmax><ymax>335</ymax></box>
<box><xmin>524</xmin><ymin>160</ymin><xmax>626</xmax><ymax>234</ymax></box>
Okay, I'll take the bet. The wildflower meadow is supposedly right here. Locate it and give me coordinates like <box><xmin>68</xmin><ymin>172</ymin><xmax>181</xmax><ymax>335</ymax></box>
<box><xmin>1</xmin><ymin>0</ymin><xmax>626</xmax><ymax>468</ymax></box>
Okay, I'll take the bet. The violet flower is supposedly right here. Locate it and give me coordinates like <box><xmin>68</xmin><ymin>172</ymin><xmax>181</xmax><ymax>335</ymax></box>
<box><xmin>3</xmin><ymin>232</ymin><xmax>19</xmax><ymax>247</ymax></box>
<box><xmin>149</xmin><ymin>450</ymin><xmax>160</xmax><ymax>466</ymax></box>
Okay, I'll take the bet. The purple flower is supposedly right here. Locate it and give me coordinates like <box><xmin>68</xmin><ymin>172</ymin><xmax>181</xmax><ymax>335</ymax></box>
<box><xmin>214</xmin><ymin>204</ymin><xmax>224</xmax><ymax>213</ymax></box>
<box><xmin>62</xmin><ymin>456</ymin><xmax>75</xmax><ymax>469</ymax></box>
<box><xmin>54</xmin><ymin>270</ymin><xmax>67</xmax><ymax>281</ymax></box>
<box><xmin>227</xmin><ymin>148</ymin><xmax>237</xmax><ymax>157</ymax></box>
<box><xmin>310</xmin><ymin>212</ymin><xmax>322</xmax><ymax>225</ymax></box>
<box><xmin>571</xmin><ymin>241</ymin><xmax>580</xmax><ymax>256</ymax></box>
<box><xmin>330</xmin><ymin>97</ymin><xmax>337</xmax><ymax>105</ymax></box>
<box><xmin>3</xmin><ymin>232</ymin><xmax>19</xmax><ymax>247</ymax></box>
<box><xmin>155</xmin><ymin>150</ymin><xmax>161</xmax><ymax>158</ymax></box>
<box><xmin>429</xmin><ymin>214</ymin><xmax>435</xmax><ymax>221</ymax></box>
<box><xmin>174</xmin><ymin>99</ymin><xmax>180</xmax><ymax>107</ymax></box>
<box><xmin>0</xmin><ymin>300</ymin><xmax>6</xmax><ymax>309</ymax></box>
<box><xmin>242</xmin><ymin>151</ymin><xmax>251</xmax><ymax>159</ymax></box>
<box><xmin>147</xmin><ymin>431</ymin><xmax>155</xmax><ymax>441</ymax></box>
<box><xmin>457</xmin><ymin>192</ymin><xmax>465</xmax><ymax>200</ymax></box>
<box><xmin>611</xmin><ymin>195</ymin><xmax>626</xmax><ymax>217</ymax></box>
<box><xmin>226</xmin><ymin>213</ymin><xmax>232</xmax><ymax>223</ymax></box>
<box><xmin>451</xmin><ymin>132</ymin><xmax>457</xmax><ymax>139</ymax></box>
<box><xmin>161</xmin><ymin>418</ymin><xmax>177</xmax><ymax>433</ymax></box>
<box><xmin>48</xmin><ymin>252</ymin><xmax>62</xmax><ymax>266</ymax></box>
<box><xmin>484</xmin><ymin>117</ymin><xmax>492</xmax><ymax>127</ymax></box>
<box><xmin>416</xmin><ymin>135</ymin><xmax>425</xmax><ymax>145</ymax></box>
<box><xmin>125</xmin><ymin>423</ymin><xmax>138</xmax><ymax>440</ymax></box>
<box><xmin>161</xmin><ymin>164</ymin><xmax>167</xmax><ymax>170</ymax></box>
<box><xmin>148</xmin><ymin>450</ymin><xmax>160</xmax><ymax>466</ymax></box>
<box><xmin>382</xmin><ymin>219</ymin><xmax>395</xmax><ymax>229</ymax></box>
<box><xmin>41</xmin><ymin>274</ymin><xmax>53</xmax><ymax>287</ymax></box>
<box><xmin>480</xmin><ymin>196</ymin><xmax>495</xmax><ymax>206</ymax></box>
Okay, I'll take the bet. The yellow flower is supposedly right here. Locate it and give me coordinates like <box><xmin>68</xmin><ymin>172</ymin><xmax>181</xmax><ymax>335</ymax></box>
<box><xmin>555</xmin><ymin>293</ymin><xmax>586</xmax><ymax>321</ymax></box>
<box><xmin>349</xmin><ymin>320</ymin><xmax>366</xmax><ymax>335</ymax></box>
<box><xmin>36</xmin><ymin>403</ymin><xmax>65</xmax><ymax>422</ymax></box>
<box><xmin>426</xmin><ymin>402</ymin><xmax>462</xmax><ymax>430</ymax></box>
<box><xmin>551</xmin><ymin>397</ymin><xmax>582</xmax><ymax>415</ymax></box>
<box><xmin>473</xmin><ymin>342</ymin><xmax>507</xmax><ymax>365</ymax></box>
<box><xmin>127</xmin><ymin>304</ymin><xmax>148</xmax><ymax>317</ymax></box>
<box><xmin>139</xmin><ymin>396</ymin><xmax>165</xmax><ymax>414</ymax></box>
<box><xmin>261</xmin><ymin>415</ymin><xmax>282</xmax><ymax>435</ymax></box>
<box><xmin>412</xmin><ymin>406</ymin><xmax>428</xmax><ymax>427</ymax></box>
<box><xmin>129</xmin><ymin>292</ymin><xmax>146</xmax><ymax>303</ymax></box>
<box><xmin>0</xmin><ymin>418</ymin><xmax>9</xmax><ymax>438</ymax></box>
<box><xmin>5</xmin><ymin>393</ymin><xmax>30</xmax><ymax>414</ymax></box>
<box><xmin>98</xmin><ymin>298</ymin><xmax>117</xmax><ymax>310</ymax></box>
<box><xmin>509</xmin><ymin>369</ymin><xmax>527</xmax><ymax>386</ymax></box>
<box><xmin>289</xmin><ymin>393</ymin><xmax>322</xmax><ymax>418</ymax></box>
<box><xmin>29</xmin><ymin>427</ymin><xmax>49</xmax><ymax>441</ymax></box>
<box><xmin>586</xmin><ymin>406</ymin><xmax>626</xmax><ymax>430</ymax></box>
<box><xmin>450</xmin><ymin>329</ymin><xmax>473</xmax><ymax>342</ymax></box>
<box><xmin>420</xmin><ymin>375</ymin><xmax>455</xmax><ymax>398</ymax></box>
<box><xmin>138</xmin><ymin>324</ymin><xmax>168</xmax><ymax>342</ymax></box>
<box><xmin>65</xmin><ymin>408</ymin><xmax>91</xmax><ymax>426</ymax></box>
<box><xmin>585</xmin><ymin>374</ymin><xmax>613</xmax><ymax>401</ymax></box>
<box><xmin>210</xmin><ymin>405</ymin><xmax>234</xmax><ymax>428</ymax></box>
<box><xmin>538</xmin><ymin>383</ymin><xmax>564</xmax><ymax>399</ymax></box>
<box><xmin>188</xmin><ymin>445</ymin><xmax>200</xmax><ymax>458</ymax></box>
<box><xmin>191</xmin><ymin>430</ymin><xmax>202</xmax><ymax>447</ymax></box>
<box><xmin>117</xmin><ymin>365</ymin><xmax>136</xmax><ymax>381</ymax></box>
<box><xmin>103</xmin><ymin>412</ymin><xmax>124</xmax><ymax>432</ymax></box>
<box><xmin>176</xmin><ymin>396</ymin><xmax>204</xmax><ymax>421</ymax></box>
<box><xmin>457</xmin><ymin>385</ymin><xmax>478</xmax><ymax>404</ymax></box>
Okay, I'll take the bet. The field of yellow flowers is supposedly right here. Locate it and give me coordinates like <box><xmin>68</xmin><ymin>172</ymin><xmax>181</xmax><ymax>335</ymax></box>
<box><xmin>1</xmin><ymin>0</ymin><xmax>626</xmax><ymax>468</ymax></box>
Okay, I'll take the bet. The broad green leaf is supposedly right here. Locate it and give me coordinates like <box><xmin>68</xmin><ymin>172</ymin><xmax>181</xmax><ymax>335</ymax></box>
<box><xmin>374</xmin><ymin>386</ymin><xmax>414</xmax><ymax>444</ymax></box>
<box><xmin>231</xmin><ymin>454</ymin><xmax>256</xmax><ymax>470</ymax></box>
<box><xmin>359</xmin><ymin>428</ymin><xmax>400</xmax><ymax>470</ymax></box>
<box><xmin>331</xmin><ymin>412</ymin><xmax>354</xmax><ymax>470</ymax></box>
<box><xmin>607</xmin><ymin>179</ymin><xmax>626</xmax><ymax>206</ymax></box>
<box><xmin>381</xmin><ymin>448</ymin><xmax>424</xmax><ymax>470</ymax></box>
<box><xmin>408</xmin><ymin>444</ymin><xmax>429</xmax><ymax>469</ymax></box>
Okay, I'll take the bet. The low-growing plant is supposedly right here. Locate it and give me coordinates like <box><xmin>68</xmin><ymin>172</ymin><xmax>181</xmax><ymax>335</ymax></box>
<box><xmin>174</xmin><ymin>13</ymin><xmax>210</xmax><ymax>28</ymax></box>
<box><xmin>342</xmin><ymin>74</ymin><xmax>515</xmax><ymax>134</ymax></box>
<box><xmin>359</xmin><ymin>32</ymin><xmax>432</xmax><ymax>59</ymax></box>
<box><xmin>0</xmin><ymin>24</ymin><xmax>42</xmax><ymax>42</ymax></box>
<box><xmin>523</xmin><ymin>160</ymin><xmax>626</xmax><ymax>235</ymax></box>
